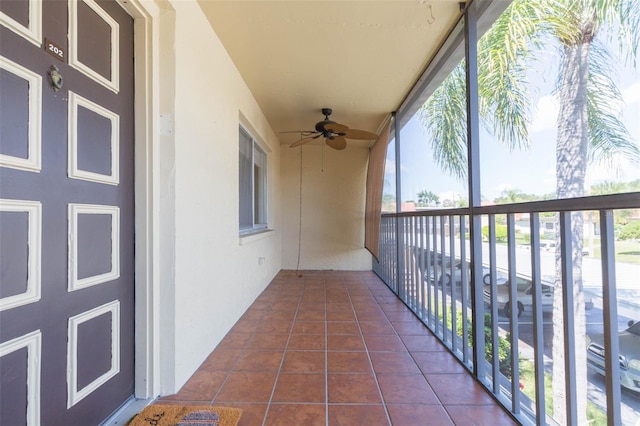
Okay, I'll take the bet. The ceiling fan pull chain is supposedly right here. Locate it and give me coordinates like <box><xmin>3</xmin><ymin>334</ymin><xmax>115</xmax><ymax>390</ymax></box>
<box><xmin>321</xmin><ymin>142</ymin><xmax>324</xmax><ymax>172</ymax></box>
<box><xmin>296</xmin><ymin>145</ymin><xmax>303</xmax><ymax>277</ymax></box>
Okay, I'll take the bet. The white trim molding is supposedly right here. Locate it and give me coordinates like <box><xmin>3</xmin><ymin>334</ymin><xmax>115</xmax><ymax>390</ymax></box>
<box><xmin>115</xmin><ymin>0</ymin><xmax>162</xmax><ymax>398</ymax></box>
<box><xmin>69</xmin><ymin>0</ymin><xmax>120</xmax><ymax>93</ymax></box>
<box><xmin>68</xmin><ymin>204</ymin><xmax>120</xmax><ymax>291</ymax></box>
<box><xmin>0</xmin><ymin>0</ymin><xmax>42</xmax><ymax>47</ymax></box>
<box><xmin>67</xmin><ymin>91</ymin><xmax>120</xmax><ymax>185</ymax></box>
<box><xmin>0</xmin><ymin>199</ymin><xmax>42</xmax><ymax>312</ymax></box>
<box><xmin>0</xmin><ymin>330</ymin><xmax>42</xmax><ymax>425</ymax></box>
<box><xmin>0</xmin><ymin>55</ymin><xmax>42</xmax><ymax>173</ymax></box>
<box><xmin>67</xmin><ymin>301</ymin><xmax>121</xmax><ymax>408</ymax></box>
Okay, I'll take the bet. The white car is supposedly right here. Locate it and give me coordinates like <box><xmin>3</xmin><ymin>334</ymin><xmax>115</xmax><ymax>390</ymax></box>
<box><xmin>436</xmin><ymin>260</ymin><xmax>470</xmax><ymax>287</ymax></box>
<box><xmin>587</xmin><ymin>320</ymin><xmax>640</xmax><ymax>393</ymax></box>
<box><xmin>483</xmin><ymin>273</ymin><xmax>593</xmax><ymax>317</ymax></box>
<box><xmin>483</xmin><ymin>275</ymin><xmax>554</xmax><ymax>317</ymax></box>
<box><xmin>539</xmin><ymin>240</ymin><xmax>556</xmax><ymax>252</ymax></box>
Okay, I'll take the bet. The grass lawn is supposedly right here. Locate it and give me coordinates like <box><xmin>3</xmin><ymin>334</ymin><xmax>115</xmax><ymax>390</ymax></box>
<box><xmin>503</xmin><ymin>237</ymin><xmax>640</xmax><ymax>265</ymax></box>
<box><xmin>587</xmin><ymin>239</ymin><xmax>640</xmax><ymax>265</ymax></box>
<box><xmin>519</xmin><ymin>358</ymin><xmax>608</xmax><ymax>425</ymax></box>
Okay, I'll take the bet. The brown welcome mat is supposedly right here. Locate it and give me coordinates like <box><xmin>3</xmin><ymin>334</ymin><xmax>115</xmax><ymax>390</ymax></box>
<box><xmin>128</xmin><ymin>404</ymin><xmax>242</xmax><ymax>426</ymax></box>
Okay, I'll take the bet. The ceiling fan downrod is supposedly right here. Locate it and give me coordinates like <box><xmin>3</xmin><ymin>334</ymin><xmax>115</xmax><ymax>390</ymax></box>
<box><xmin>316</xmin><ymin>108</ymin><xmax>337</xmax><ymax>134</ymax></box>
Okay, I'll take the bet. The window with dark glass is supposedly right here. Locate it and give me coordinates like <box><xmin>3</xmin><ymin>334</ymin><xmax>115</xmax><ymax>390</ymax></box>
<box><xmin>239</xmin><ymin>126</ymin><xmax>267</xmax><ymax>233</ymax></box>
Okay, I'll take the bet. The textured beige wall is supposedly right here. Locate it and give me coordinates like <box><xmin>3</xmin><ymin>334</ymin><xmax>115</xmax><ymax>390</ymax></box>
<box><xmin>159</xmin><ymin>0</ymin><xmax>282</xmax><ymax>392</ymax></box>
<box><xmin>281</xmin><ymin>144</ymin><xmax>372</xmax><ymax>271</ymax></box>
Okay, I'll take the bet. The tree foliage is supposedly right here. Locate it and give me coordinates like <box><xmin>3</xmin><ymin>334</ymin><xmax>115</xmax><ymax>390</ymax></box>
<box><xmin>417</xmin><ymin>190</ymin><xmax>440</xmax><ymax>207</ymax></box>
<box><xmin>482</xmin><ymin>224</ymin><xmax>508</xmax><ymax>242</ymax></box>
<box><xmin>619</xmin><ymin>221</ymin><xmax>640</xmax><ymax>240</ymax></box>
<box><xmin>451</xmin><ymin>311</ymin><xmax>513</xmax><ymax>378</ymax></box>
<box><xmin>493</xmin><ymin>188</ymin><xmax>542</xmax><ymax>204</ymax></box>
<box><xmin>416</xmin><ymin>1</ymin><xmax>640</xmax><ymax>423</ymax></box>
<box><xmin>419</xmin><ymin>0</ymin><xmax>640</xmax><ymax>182</ymax></box>
<box><xmin>590</xmin><ymin>179</ymin><xmax>640</xmax><ymax>195</ymax></box>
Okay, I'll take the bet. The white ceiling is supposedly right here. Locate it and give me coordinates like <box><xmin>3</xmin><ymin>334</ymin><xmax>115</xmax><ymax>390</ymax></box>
<box><xmin>198</xmin><ymin>0</ymin><xmax>463</xmax><ymax>148</ymax></box>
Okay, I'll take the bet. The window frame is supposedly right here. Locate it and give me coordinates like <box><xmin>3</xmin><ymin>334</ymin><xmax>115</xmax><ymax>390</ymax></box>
<box><xmin>238</xmin><ymin>125</ymin><xmax>268</xmax><ymax>234</ymax></box>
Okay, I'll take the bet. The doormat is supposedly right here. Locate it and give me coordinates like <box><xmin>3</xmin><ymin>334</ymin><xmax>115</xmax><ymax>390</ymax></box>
<box><xmin>127</xmin><ymin>404</ymin><xmax>242</xmax><ymax>426</ymax></box>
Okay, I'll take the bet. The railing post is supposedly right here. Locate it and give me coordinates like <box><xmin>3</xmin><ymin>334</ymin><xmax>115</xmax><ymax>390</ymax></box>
<box><xmin>560</xmin><ymin>212</ymin><xmax>577</xmax><ymax>424</ymax></box>
<box><xmin>459</xmin><ymin>215</ymin><xmax>469</xmax><ymax>364</ymax></box>
<box><xmin>506</xmin><ymin>214</ymin><xmax>520</xmax><ymax>414</ymax></box>
<box><xmin>410</xmin><ymin>216</ymin><xmax>416</xmax><ymax>310</ymax></box>
<box><xmin>418</xmin><ymin>216</ymin><xmax>426</xmax><ymax>320</ymax></box>
<box><xmin>449</xmin><ymin>214</ymin><xmax>457</xmax><ymax>352</ymax></box>
<box><xmin>600</xmin><ymin>210</ymin><xmax>621</xmax><ymax>426</ymax></box>
<box><xmin>432</xmin><ymin>217</ymin><xmax>438</xmax><ymax>329</ymax></box>
<box><xmin>488</xmin><ymin>215</ymin><xmax>500</xmax><ymax>393</ymax></box>
<box><xmin>529</xmin><ymin>214</ymin><xmax>546</xmax><ymax>425</ymax></box>
<box><xmin>462</xmin><ymin>0</ymin><xmax>484</xmax><ymax>379</ymax></box>
<box><xmin>426</xmin><ymin>217</ymin><xmax>433</xmax><ymax>326</ymax></box>
<box><xmin>394</xmin><ymin>116</ymin><xmax>404</xmax><ymax>298</ymax></box>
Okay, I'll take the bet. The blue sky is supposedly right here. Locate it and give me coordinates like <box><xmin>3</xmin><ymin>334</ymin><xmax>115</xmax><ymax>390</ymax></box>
<box><xmin>385</xmin><ymin>29</ymin><xmax>640</xmax><ymax>205</ymax></box>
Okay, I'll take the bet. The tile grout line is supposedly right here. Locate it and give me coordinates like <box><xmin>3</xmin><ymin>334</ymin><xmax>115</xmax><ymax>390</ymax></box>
<box><xmin>324</xmin><ymin>273</ymin><xmax>329</xmax><ymax>426</ymax></box>
<box><xmin>208</xmin><ymin>304</ymin><xmax>262</xmax><ymax>406</ymax></box>
<box><xmin>377</xmin><ymin>275</ymin><xmax>457</xmax><ymax>424</ymax></box>
<box><xmin>261</xmin><ymin>275</ymin><xmax>304</xmax><ymax>426</ymax></box>
<box><xmin>348</xmin><ymin>275</ymin><xmax>393</xmax><ymax>426</ymax></box>
<box><xmin>201</xmin><ymin>272</ymin><xmax>502</xmax><ymax>424</ymax></box>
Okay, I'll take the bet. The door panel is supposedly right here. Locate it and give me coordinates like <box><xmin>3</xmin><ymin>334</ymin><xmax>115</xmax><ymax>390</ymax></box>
<box><xmin>0</xmin><ymin>0</ymin><xmax>135</xmax><ymax>424</ymax></box>
<box><xmin>0</xmin><ymin>346</ymin><xmax>30</xmax><ymax>425</ymax></box>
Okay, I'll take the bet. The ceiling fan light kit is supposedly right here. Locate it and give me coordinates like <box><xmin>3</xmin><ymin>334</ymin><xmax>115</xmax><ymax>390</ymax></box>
<box><xmin>285</xmin><ymin>108</ymin><xmax>378</xmax><ymax>150</ymax></box>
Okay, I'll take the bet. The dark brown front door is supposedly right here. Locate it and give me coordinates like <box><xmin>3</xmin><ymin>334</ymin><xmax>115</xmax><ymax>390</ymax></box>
<box><xmin>0</xmin><ymin>0</ymin><xmax>135</xmax><ymax>424</ymax></box>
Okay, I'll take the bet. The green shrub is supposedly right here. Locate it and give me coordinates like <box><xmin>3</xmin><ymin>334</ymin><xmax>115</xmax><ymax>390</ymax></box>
<box><xmin>482</xmin><ymin>225</ymin><xmax>509</xmax><ymax>243</ymax></box>
<box><xmin>619</xmin><ymin>221</ymin><xmax>640</xmax><ymax>240</ymax></box>
<box><xmin>448</xmin><ymin>311</ymin><xmax>512</xmax><ymax>378</ymax></box>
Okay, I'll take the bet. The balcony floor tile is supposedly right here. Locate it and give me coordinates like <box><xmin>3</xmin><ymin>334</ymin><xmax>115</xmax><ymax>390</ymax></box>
<box><xmin>157</xmin><ymin>270</ymin><xmax>517</xmax><ymax>425</ymax></box>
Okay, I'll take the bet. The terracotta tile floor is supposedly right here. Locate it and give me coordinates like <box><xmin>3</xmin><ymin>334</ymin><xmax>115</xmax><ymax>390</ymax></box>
<box><xmin>158</xmin><ymin>270</ymin><xmax>517</xmax><ymax>425</ymax></box>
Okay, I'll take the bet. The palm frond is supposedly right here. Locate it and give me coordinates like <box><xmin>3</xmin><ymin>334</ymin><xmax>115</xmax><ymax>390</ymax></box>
<box><xmin>619</xmin><ymin>0</ymin><xmax>640</xmax><ymax>64</ymax></box>
<box><xmin>474</xmin><ymin>0</ymin><xmax>552</xmax><ymax>149</ymax></box>
<box><xmin>419</xmin><ymin>64</ymin><xmax>468</xmax><ymax>179</ymax></box>
<box><xmin>418</xmin><ymin>0</ymin><xmax>639</xmax><ymax>182</ymax></box>
<box><xmin>419</xmin><ymin>0</ymin><xmax>549</xmax><ymax>177</ymax></box>
<box><xmin>586</xmin><ymin>39</ymin><xmax>640</xmax><ymax>171</ymax></box>
<box><xmin>597</xmin><ymin>0</ymin><xmax>640</xmax><ymax>65</ymax></box>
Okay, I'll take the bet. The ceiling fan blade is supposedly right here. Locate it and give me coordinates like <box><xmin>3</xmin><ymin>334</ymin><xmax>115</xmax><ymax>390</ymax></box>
<box><xmin>324</xmin><ymin>122</ymin><xmax>349</xmax><ymax>133</ymax></box>
<box><xmin>280</xmin><ymin>130</ymin><xmax>316</xmax><ymax>134</ymax></box>
<box><xmin>326</xmin><ymin>136</ymin><xmax>347</xmax><ymax>150</ymax></box>
<box><xmin>290</xmin><ymin>134</ymin><xmax>320</xmax><ymax>148</ymax></box>
<box><xmin>341</xmin><ymin>128</ymin><xmax>378</xmax><ymax>140</ymax></box>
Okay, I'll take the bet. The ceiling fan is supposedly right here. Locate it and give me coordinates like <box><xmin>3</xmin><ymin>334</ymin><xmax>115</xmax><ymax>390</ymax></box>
<box><xmin>284</xmin><ymin>108</ymin><xmax>378</xmax><ymax>150</ymax></box>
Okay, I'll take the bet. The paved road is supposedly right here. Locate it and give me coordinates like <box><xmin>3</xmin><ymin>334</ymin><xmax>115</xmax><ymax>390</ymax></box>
<box><xmin>419</xmin><ymin>235</ymin><xmax>639</xmax><ymax>286</ymax></box>
<box><xmin>419</xmin><ymin>236</ymin><xmax>639</xmax><ymax>314</ymax></box>
<box><xmin>410</xmin><ymin>279</ymin><xmax>640</xmax><ymax>424</ymax></box>
<box><xmin>412</xmin><ymin>235</ymin><xmax>640</xmax><ymax>424</ymax></box>
<box><xmin>498</xmin><ymin>308</ymin><xmax>640</xmax><ymax>425</ymax></box>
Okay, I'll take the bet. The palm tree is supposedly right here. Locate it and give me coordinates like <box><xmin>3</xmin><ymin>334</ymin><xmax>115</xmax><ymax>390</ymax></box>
<box><xmin>590</xmin><ymin>180</ymin><xmax>632</xmax><ymax>195</ymax></box>
<box><xmin>417</xmin><ymin>189</ymin><xmax>440</xmax><ymax>207</ymax></box>
<box><xmin>494</xmin><ymin>188</ymin><xmax>541</xmax><ymax>204</ymax></box>
<box><xmin>419</xmin><ymin>0</ymin><xmax>639</xmax><ymax>423</ymax></box>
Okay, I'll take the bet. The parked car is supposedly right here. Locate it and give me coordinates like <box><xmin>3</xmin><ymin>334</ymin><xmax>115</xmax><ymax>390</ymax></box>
<box><xmin>538</xmin><ymin>239</ymin><xmax>589</xmax><ymax>256</ymax></box>
<box><xmin>483</xmin><ymin>272</ymin><xmax>594</xmax><ymax>317</ymax></box>
<box><xmin>587</xmin><ymin>320</ymin><xmax>640</xmax><ymax>393</ymax></box>
<box><xmin>483</xmin><ymin>275</ymin><xmax>554</xmax><ymax>317</ymax></box>
<box><xmin>436</xmin><ymin>260</ymin><xmax>470</xmax><ymax>287</ymax></box>
<box><xmin>539</xmin><ymin>240</ymin><xmax>556</xmax><ymax>252</ymax></box>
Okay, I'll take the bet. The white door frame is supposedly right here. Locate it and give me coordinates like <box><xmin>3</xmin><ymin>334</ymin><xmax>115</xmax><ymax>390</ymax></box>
<box><xmin>115</xmin><ymin>0</ymin><xmax>161</xmax><ymax>399</ymax></box>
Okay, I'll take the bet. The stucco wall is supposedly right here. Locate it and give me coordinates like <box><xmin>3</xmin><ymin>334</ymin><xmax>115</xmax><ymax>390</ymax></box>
<box><xmin>281</xmin><ymin>144</ymin><xmax>372</xmax><ymax>270</ymax></box>
<box><xmin>159</xmin><ymin>0</ymin><xmax>282</xmax><ymax>392</ymax></box>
